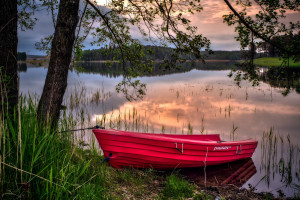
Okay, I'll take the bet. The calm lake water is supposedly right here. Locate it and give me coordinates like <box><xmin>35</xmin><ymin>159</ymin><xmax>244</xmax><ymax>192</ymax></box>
<box><xmin>19</xmin><ymin>62</ymin><xmax>300</xmax><ymax>197</ymax></box>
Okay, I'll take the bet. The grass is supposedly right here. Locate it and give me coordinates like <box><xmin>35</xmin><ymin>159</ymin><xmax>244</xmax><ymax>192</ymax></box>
<box><xmin>253</xmin><ymin>57</ymin><xmax>300</xmax><ymax>67</ymax></box>
<box><xmin>0</xmin><ymin>97</ymin><xmax>162</xmax><ymax>199</ymax></box>
<box><xmin>1</xmin><ymin>97</ymin><xmax>96</xmax><ymax>199</ymax></box>
<box><xmin>161</xmin><ymin>174</ymin><xmax>194</xmax><ymax>199</ymax></box>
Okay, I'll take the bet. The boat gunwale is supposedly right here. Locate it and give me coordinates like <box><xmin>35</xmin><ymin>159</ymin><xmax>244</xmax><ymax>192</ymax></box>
<box><xmin>106</xmin><ymin>129</ymin><xmax>221</xmax><ymax>140</ymax></box>
<box><xmin>93</xmin><ymin>129</ymin><xmax>258</xmax><ymax>146</ymax></box>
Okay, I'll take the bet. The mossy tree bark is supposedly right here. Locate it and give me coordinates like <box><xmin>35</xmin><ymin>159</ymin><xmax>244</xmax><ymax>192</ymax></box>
<box><xmin>0</xmin><ymin>0</ymin><xmax>18</xmax><ymax>120</ymax></box>
<box><xmin>37</xmin><ymin>0</ymin><xmax>80</xmax><ymax>127</ymax></box>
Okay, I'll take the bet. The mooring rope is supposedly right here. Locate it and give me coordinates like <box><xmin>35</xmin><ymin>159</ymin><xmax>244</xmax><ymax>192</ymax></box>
<box><xmin>59</xmin><ymin>125</ymin><xmax>104</xmax><ymax>133</ymax></box>
<box><xmin>59</xmin><ymin>126</ymin><xmax>111</xmax><ymax>166</ymax></box>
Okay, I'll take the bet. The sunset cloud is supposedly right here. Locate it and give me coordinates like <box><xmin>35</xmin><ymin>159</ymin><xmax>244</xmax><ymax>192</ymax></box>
<box><xmin>18</xmin><ymin>0</ymin><xmax>300</xmax><ymax>54</ymax></box>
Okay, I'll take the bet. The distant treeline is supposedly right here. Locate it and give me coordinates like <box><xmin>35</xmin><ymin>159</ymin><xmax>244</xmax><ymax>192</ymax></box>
<box><xmin>17</xmin><ymin>52</ymin><xmax>27</xmax><ymax>61</ymax></box>
<box><xmin>81</xmin><ymin>46</ymin><xmax>243</xmax><ymax>61</ymax></box>
<box><xmin>205</xmin><ymin>51</ymin><xmax>242</xmax><ymax>60</ymax></box>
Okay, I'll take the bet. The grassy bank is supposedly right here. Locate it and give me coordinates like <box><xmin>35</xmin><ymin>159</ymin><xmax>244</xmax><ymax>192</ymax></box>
<box><xmin>1</xmin><ymin>98</ymin><xmax>293</xmax><ymax>199</ymax></box>
<box><xmin>254</xmin><ymin>57</ymin><xmax>300</xmax><ymax>67</ymax></box>
<box><xmin>0</xmin><ymin>97</ymin><xmax>161</xmax><ymax>199</ymax></box>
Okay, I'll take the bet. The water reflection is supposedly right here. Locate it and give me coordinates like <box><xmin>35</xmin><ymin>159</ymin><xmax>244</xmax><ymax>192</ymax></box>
<box><xmin>259</xmin><ymin>66</ymin><xmax>300</xmax><ymax>95</ymax></box>
<box><xmin>74</xmin><ymin>61</ymin><xmax>237</xmax><ymax>78</ymax></box>
<box><xmin>180</xmin><ymin>158</ymin><xmax>256</xmax><ymax>187</ymax></box>
<box><xmin>260</xmin><ymin>128</ymin><xmax>300</xmax><ymax>188</ymax></box>
<box><xmin>231</xmin><ymin>62</ymin><xmax>300</xmax><ymax>95</ymax></box>
<box><xmin>18</xmin><ymin>62</ymin><xmax>300</xmax><ymax>197</ymax></box>
<box><xmin>18</xmin><ymin>63</ymin><xmax>27</xmax><ymax>72</ymax></box>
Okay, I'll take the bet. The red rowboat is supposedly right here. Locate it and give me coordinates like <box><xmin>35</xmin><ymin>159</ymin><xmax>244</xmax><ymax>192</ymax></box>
<box><xmin>93</xmin><ymin>129</ymin><xmax>258</xmax><ymax>169</ymax></box>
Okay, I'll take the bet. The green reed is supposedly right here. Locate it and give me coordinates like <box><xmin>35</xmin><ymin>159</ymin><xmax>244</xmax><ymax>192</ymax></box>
<box><xmin>260</xmin><ymin>128</ymin><xmax>300</xmax><ymax>189</ymax></box>
<box><xmin>187</xmin><ymin>122</ymin><xmax>193</xmax><ymax>134</ymax></box>
<box><xmin>200</xmin><ymin>115</ymin><xmax>205</xmax><ymax>134</ymax></box>
<box><xmin>161</xmin><ymin>125</ymin><xmax>165</xmax><ymax>134</ymax></box>
<box><xmin>95</xmin><ymin>106</ymin><xmax>205</xmax><ymax>135</ymax></box>
<box><xmin>230</xmin><ymin>123</ymin><xmax>238</xmax><ymax>141</ymax></box>
<box><xmin>65</xmin><ymin>82</ymin><xmax>236</xmax><ymax>135</ymax></box>
<box><xmin>1</xmin><ymin>96</ymin><xmax>112</xmax><ymax>198</ymax></box>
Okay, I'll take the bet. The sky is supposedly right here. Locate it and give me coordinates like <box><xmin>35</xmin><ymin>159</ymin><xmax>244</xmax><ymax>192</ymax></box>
<box><xmin>17</xmin><ymin>0</ymin><xmax>299</xmax><ymax>55</ymax></box>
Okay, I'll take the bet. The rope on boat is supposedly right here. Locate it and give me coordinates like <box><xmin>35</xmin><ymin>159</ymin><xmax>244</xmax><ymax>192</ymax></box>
<box><xmin>59</xmin><ymin>125</ymin><xmax>110</xmax><ymax>165</ymax></box>
<box><xmin>59</xmin><ymin>125</ymin><xmax>104</xmax><ymax>133</ymax></box>
<box><xmin>100</xmin><ymin>153</ymin><xmax>112</xmax><ymax>164</ymax></box>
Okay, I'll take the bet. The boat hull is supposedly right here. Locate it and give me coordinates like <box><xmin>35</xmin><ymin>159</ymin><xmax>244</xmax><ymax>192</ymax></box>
<box><xmin>93</xmin><ymin>129</ymin><xmax>258</xmax><ymax>169</ymax></box>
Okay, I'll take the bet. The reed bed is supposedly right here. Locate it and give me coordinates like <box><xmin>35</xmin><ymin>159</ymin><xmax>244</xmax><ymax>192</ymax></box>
<box><xmin>260</xmin><ymin>128</ymin><xmax>300</xmax><ymax>190</ymax></box>
<box><xmin>95</xmin><ymin>107</ymin><xmax>208</xmax><ymax>135</ymax></box>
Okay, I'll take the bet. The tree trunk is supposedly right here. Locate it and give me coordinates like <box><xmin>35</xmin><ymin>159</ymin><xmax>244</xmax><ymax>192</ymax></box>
<box><xmin>37</xmin><ymin>0</ymin><xmax>79</xmax><ymax>126</ymax></box>
<box><xmin>0</xmin><ymin>0</ymin><xmax>18</xmax><ymax>120</ymax></box>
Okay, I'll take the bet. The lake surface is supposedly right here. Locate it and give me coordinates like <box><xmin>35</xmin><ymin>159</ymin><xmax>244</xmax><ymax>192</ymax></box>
<box><xmin>19</xmin><ymin>62</ymin><xmax>300</xmax><ymax>197</ymax></box>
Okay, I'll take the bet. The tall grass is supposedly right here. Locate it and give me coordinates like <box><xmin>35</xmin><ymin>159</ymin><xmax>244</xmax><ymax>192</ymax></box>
<box><xmin>0</xmin><ymin>96</ymin><xmax>169</xmax><ymax>199</ymax></box>
<box><xmin>0</xmin><ymin>97</ymin><xmax>104</xmax><ymax>199</ymax></box>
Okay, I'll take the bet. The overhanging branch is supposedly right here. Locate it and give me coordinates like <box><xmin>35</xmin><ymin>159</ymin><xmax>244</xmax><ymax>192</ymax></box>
<box><xmin>223</xmin><ymin>0</ymin><xmax>291</xmax><ymax>55</ymax></box>
<box><xmin>85</xmin><ymin>0</ymin><xmax>127</xmax><ymax>70</ymax></box>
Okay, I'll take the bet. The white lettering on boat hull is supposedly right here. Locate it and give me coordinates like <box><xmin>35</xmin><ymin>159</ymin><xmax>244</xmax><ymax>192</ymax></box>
<box><xmin>213</xmin><ymin>146</ymin><xmax>231</xmax><ymax>151</ymax></box>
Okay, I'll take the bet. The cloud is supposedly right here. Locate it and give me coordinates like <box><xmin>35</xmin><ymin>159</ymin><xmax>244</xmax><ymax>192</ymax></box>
<box><xmin>18</xmin><ymin>9</ymin><xmax>54</xmax><ymax>55</ymax></box>
<box><xmin>17</xmin><ymin>0</ymin><xmax>300</xmax><ymax>54</ymax></box>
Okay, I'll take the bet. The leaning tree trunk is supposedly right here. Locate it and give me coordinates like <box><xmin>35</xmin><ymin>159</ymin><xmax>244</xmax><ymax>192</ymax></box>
<box><xmin>0</xmin><ymin>0</ymin><xmax>18</xmax><ymax>120</ymax></box>
<box><xmin>37</xmin><ymin>0</ymin><xmax>79</xmax><ymax>127</ymax></box>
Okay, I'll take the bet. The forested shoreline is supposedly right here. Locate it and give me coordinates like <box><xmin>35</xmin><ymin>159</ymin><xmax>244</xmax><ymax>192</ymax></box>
<box><xmin>80</xmin><ymin>46</ymin><xmax>243</xmax><ymax>61</ymax></box>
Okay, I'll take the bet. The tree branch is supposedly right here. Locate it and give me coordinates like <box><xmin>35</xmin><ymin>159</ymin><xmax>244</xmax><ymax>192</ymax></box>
<box><xmin>85</xmin><ymin>0</ymin><xmax>127</xmax><ymax>70</ymax></box>
<box><xmin>74</xmin><ymin>2</ymin><xmax>88</xmax><ymax>47</ymax></box>
<box><xmin>50</xmin><ymin>0</ymin><xmax>56</xmax><ymax>28</ymax></box>
<box><xmin>223</xmin><ymin>0</ymin><xmax>291</xmax><ymax>54</ymax></box>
